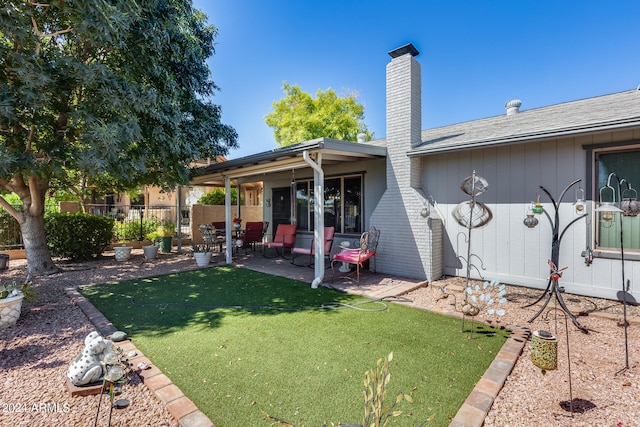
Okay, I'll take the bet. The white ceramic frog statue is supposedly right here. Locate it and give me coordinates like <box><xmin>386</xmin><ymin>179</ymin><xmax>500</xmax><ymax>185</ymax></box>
<box><xmin>67</xmin><ymin>331</ymin><xmax>115</xmax><ymax>386</ymax></box>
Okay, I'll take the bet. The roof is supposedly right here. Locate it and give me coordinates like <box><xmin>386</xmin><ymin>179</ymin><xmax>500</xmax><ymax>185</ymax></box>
<box><xmin>407</xmin><ymin>89</ymin><xmax>640</xmax><ymax>156</ymax></box>
<box><xmin>190</xmin><ymin>138</ymin><xmax>386</xmax><ymax>185</ymax></box>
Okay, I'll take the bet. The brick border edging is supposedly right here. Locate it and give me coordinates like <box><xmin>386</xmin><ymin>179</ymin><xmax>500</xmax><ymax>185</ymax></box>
<box><xmin>448</xmin><ymin>325</ymin><xmax>531</xmax><ymax>427</ymax></box>
<box><xmin>65</xmin><ymin>287</ymin><xmax>215</xmax><ymax>427</ymax></box>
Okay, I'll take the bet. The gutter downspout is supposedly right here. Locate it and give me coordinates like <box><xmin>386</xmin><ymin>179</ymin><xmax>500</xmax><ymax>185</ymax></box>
<box><xmin>224</xmin><ymin>177</ymin><xmax>233</xmax><ymax>264</ymax></box>
<box><xmin>303</xmin><ymin>150</ymin><xmax>324</xmax><ymax>288</ymax></box>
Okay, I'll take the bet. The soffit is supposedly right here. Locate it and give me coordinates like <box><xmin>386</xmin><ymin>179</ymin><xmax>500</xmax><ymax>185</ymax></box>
<box><xmin>190</xmin><ymin>138</ymin><xmax>386</xmax><ymax>186</ymax></box>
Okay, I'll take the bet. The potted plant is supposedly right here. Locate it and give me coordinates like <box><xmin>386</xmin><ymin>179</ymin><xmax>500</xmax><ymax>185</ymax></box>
<box><xmin>0</xmin><ymin>281</ymin><xmax>36</xmax><ymax>329</ymax></box>
<box><xmin>156</xmin><ymin>221</ymin><xmax>176</xmax><ymax>253</ymax></box>
<box><xmin>233</xmin><ymin>217</ymin><xmax>242</xmax><ymax>231</ymax></box>
<box><xmin>113</xmin><ymin>241</ymin><xmax>133</xmax><ymax>262</ymax></box>
<box><xmin>143</xmin><ymin>231</ymin><xmax>160</xmax><ymax>259</ymax></box>
<box><xmin>192</xmin><ymin>243</ymin><xmax>212</xmax><ymax>267</ymax></box>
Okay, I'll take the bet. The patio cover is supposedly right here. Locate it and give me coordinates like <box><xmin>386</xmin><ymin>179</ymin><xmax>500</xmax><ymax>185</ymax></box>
<box><xmin>190</xmin><ymin>138</ymin><xmax>386</xmax><ymax>285</ymax></box>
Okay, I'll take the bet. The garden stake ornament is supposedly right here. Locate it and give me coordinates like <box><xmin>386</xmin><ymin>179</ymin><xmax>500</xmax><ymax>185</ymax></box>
<box><xmin>460</xmin><ymin>279</ymin><xmax>507</xmax><ymax>338</ymax></box>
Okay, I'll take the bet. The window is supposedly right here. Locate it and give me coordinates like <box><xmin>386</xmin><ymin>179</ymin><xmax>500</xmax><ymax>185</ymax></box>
<box><xmin>595</xmin><ymin>148</ymin><xmax>640</xmax><ymax>251</ymax></box>
<box><xmin>294</xmin><ymin>175</ymin><xmax>363</xmax><ymax>234</ymax></box>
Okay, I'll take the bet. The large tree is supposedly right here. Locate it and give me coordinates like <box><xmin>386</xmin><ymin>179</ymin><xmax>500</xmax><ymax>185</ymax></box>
<box><xmin>264</xmin><ymin>82</ymin><xmax>372</xmax><ymax>147</ymax></box>
<box><xmin>0</xmin><ymin>0</ymin><xmax>237</xmax><ymax>277</ymax></box>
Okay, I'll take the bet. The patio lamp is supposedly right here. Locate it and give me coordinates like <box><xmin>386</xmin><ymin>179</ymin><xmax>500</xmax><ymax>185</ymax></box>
<box><xmin>595</xmin><ymin>172</ymin><xmax>630</xmax><ymax>374</ymax></box>
<box><xmin>595</xmin><ymin>182</ymin><xmax>620</xmax><ymax>224</ymax></box>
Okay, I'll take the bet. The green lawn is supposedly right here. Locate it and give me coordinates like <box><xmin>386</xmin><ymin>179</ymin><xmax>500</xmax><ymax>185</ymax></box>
<box><xmin>82</xmin><ymin>266</ymin><xmax>508</xmax><ymax>427</ymax></box>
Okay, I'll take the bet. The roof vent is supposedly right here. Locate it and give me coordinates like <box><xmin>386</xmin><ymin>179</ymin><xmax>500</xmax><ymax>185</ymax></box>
<box><xmin>357</xmin><ymin>132</ymin><xmax>366</xmax><ymax>143</ymax></box>
<box><xmin>505</xmin><ymin>99</ymin><xmax>522</xmax><ymax>115</ymax></box>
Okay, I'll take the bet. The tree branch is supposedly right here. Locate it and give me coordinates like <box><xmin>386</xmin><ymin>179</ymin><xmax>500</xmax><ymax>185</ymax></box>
<box><xmin>31</xmin><ymin>17</ymin><xmax>73</xmax><ymax>39</ymax></box>
<box><xmin>27</xmin><ymin>1</ymin><xmax>51</xmax><ymax>6</ymax></box>
<box><xmin>0</xmin><ymin>176</ymin><xmax>15</xmax><ymax>193</ymax></box>
<box><xmin>26</xmin><ymin>125</ymin><xmax>35</xmax><ymax>152</ymax></box>
<box><xmin>0</xmin><ymin>196</ymin><xmax>20</xmax><ymax>221</ymax></box>
<box><xmin>28</xmin><ymin>175</ymin><xmax>45</xmax><ymax>215</ymax></box>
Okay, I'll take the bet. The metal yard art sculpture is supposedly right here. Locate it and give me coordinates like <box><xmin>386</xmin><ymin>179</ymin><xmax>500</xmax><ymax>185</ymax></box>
<box><xmin>453</xmin><ymin>171</ymin><xmax>492</xmax><ymax>290</ymax></box>
<box><xmin>450</xmin><ymin>171</ymin><xmax>503</xmax><ymax>336</ymax></box>
<box><xmin>522</xmin><ymin>179</ymin><xmax>588</xmax><ymax>333</ymax></box>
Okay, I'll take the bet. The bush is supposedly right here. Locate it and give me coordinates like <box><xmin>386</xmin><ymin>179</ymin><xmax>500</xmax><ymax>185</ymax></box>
<box><xmin>198</xmin><ymin>188</ymin><xmax>243</xmax><ymax>205</ymax></box>
<box><xmin>113</xmin><ymin>216</ymin><xmax>162</xmax><ymax>241</ymax></box>
<box><xmin>45</xmin><ymin>212</ymin><xmax>114</xmax><ymax>260</ymax></box>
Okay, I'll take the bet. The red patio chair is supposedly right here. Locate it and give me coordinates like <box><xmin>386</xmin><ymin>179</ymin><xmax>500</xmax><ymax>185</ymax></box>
<box><xmin>263</xmin><ymin>224</ymin><xmax>297</xmax><ymax>258</ymax></box>
<box><xmin>331</xmin><ymin>227</ymin><xmax>380</xmax><ymax>282</ymax></box>
<box><xmin>239</xmin><ymin>221</ymin><xmax>268</xmax><ymax>254</ymax></box>
<box><xmin>291</xmin><ymin>226</ymin><xmax>335</xmax><ymax>267</ymax></box>
<box><xmin>211</xmin><ymin>221</ymin><xmax>226</xmax><ymax>238</ymax></box>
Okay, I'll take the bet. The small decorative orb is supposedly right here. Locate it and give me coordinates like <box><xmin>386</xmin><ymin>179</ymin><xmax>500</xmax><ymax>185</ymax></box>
<box><xmin>523</xmin><ymin>214</ymin><xmax>539</xmax><ymax>228</ymax></box>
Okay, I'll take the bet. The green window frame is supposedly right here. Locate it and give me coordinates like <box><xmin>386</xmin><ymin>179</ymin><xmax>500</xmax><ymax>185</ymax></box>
<box><xmin>595</xmin><ymin>148</ymin><xmax>640</xmax><ymax>251</ymax></box>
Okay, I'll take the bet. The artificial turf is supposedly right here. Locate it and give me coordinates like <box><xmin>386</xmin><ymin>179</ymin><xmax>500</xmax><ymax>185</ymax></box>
<box><xmin>82</xmin><ymin>266</ymin><xmax>508</xmax><ymax>426</ymax></box>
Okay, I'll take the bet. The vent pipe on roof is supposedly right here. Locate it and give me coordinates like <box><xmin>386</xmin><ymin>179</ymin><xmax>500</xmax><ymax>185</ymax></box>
<box><xmin>357</xmin><ymin>132</ymin><xmax>366</xmax><ymax>143</ymax></box>
<box><xmin>505</xmin><ymin>99</ymin><xmax>522</xmax><ymax>115</ymax></box>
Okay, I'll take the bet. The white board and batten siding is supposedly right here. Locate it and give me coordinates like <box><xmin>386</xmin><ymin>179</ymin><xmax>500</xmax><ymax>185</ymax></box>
<box><xmin>422</xmin><ymin>136</ymin><xmax>639</xmax><ymax>302</ymax></box>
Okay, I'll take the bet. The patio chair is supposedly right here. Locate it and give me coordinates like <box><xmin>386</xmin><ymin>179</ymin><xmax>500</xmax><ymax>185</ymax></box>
<box><xmin>211</xmin><ymin>221</ymin><xmax>226</xmax><ymax>239</ymax></box>
<box><xmin>291</xmin><ymin>226</ymin><xmax>335</xmax><ymax>267</ymax></box>
<box><xmin>239</xmin><ymin>221</ymin><xmax>268</xmax><ymax>254</ymax></box>
<box><xmin>263</xmin><ymin>224</ymin><xmax>297</xmax><ymax>258</ymax></box>
<box><xmin>331</xmin><ymin>226</ymin><xmax>380</xmax><ymax>283</ymax></box>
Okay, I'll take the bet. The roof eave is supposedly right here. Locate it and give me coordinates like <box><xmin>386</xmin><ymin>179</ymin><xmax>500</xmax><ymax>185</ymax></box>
<box><xmin>190</xmin><ymin>138</ymin><xmax>386</xmax><ymax>184</ymax></box>
<box><xmin>407</xmin><ymin>117</ymin><xmax>640</xmax><ymax>156</ymax></box>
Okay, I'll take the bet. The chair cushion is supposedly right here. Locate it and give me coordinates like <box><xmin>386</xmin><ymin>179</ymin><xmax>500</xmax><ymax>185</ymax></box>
<box><xmin>265</xmin><ymin>242</ymin><xmax>285</xmax><ymax>248</ymax></box>
<box><xmin>333</xmin><ymin>249</ymin><xmax>376</xmax><ymax>264</ymax></box>
<box><xmin>292</xmin><ymin>247</ymin><xmax>312</xmax><ymax>255</ymax></box>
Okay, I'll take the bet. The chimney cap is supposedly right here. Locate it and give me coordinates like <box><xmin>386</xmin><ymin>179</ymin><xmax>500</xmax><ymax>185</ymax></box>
<box><xmin>389</xmin><ymin>43</ymin><xmax>420</xmax><ymax>59</ymax></box>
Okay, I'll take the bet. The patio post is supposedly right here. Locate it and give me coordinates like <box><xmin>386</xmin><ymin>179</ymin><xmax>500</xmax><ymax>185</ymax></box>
<box><xmin>303</xmin><ymin>151</ymin><xmax>325</xmax><ymax>288</ymax></box>
<box><xmin>225</xmin><ymin>177</ymin><xmax>233</xmax><ymax>264</ymax></box>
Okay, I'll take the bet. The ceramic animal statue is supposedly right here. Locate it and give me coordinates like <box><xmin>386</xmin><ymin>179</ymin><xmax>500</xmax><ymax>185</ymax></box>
<box><xmin>67</xmin><ymin>331</ymin><xmax>115</xmax><ymax>386</ymax></box>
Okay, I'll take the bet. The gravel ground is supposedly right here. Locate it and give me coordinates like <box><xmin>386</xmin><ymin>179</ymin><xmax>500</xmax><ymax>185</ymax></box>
<box><xmin>407</xmin><ymin>276</ymin><xmax>640</xmax><ymax>427</ymax></box>
<box><xmin>1</xmin><ymin>252</ymin><xmax>638</xmax><ymax>427</ymax></box>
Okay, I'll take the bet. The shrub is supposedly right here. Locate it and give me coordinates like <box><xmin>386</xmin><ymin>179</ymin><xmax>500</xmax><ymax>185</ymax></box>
<box><xmin>113</xmin><ymin>216</ymin><xmax>162</xmax><ymax>241</ymax></box>
<box><xmin>198</xmin><ymin>188</ymin><xmax>243</xmax><ymax>205</ymax></box>
<box><xmin>45</xmin><ymin>212</ymin><xmax>114</xmax><ymax>260</ymax></box>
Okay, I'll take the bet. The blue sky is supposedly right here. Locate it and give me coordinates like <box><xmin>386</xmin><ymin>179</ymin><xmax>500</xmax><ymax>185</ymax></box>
<box><xmin>193</xmin><ymin>0</ymin><xmax>640</xmax><ymax>159</ymax></box>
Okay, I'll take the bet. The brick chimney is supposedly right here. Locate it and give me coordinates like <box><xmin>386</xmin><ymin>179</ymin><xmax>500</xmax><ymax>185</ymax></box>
<box><xmin>370</xmin><ymin>43</ymin><xmax>443</xmax><ymax>282</ymax></box>
<box><xmin>385</xmin><ymin>43</ymin><xmax>421</xmax><ymax>189</ymax></box>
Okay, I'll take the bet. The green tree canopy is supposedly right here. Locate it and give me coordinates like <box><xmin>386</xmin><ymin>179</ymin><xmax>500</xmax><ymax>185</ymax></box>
<box><xmin>264</xmin><ymin>82</ymin><xmax>372</xmax><ymax>147</ymax></box>
<box><xmin>0</xmin><ymin>0</ymin><xmax>237</xmax><ymax>276</ymax></box>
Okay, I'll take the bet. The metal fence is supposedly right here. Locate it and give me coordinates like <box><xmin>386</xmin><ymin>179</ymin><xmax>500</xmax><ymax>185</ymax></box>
<box><xmin>84</xmin><ymin>204</ymin><xmax>191</xmax><ymax>241</ymax></box>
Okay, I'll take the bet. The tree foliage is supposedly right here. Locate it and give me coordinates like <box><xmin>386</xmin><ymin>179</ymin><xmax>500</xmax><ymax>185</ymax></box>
<box><xmin>198</xmin><ymin>188</ymin><xmax>241</xmax><ymax>205</ymax></box>
<box><xmin>264</xmin><ymin>82</ymin><xmax>372</xmax><ymax>147</ymax></box>
<box><xmin>0</xmin><ymin>0</ymin><xmax>237</xmax><ymax>276</ymax></box>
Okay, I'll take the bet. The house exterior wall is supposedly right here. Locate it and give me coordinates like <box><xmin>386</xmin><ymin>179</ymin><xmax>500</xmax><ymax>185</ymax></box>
<box><xmin>421</xmin><ymin>131</ymin><xmax>640</xmax><ymax>301</ymax></box>
<box><xmin>260</xmin><ymin>157</ymin><xmax>386</xmax><ymax>244</ymax></box>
